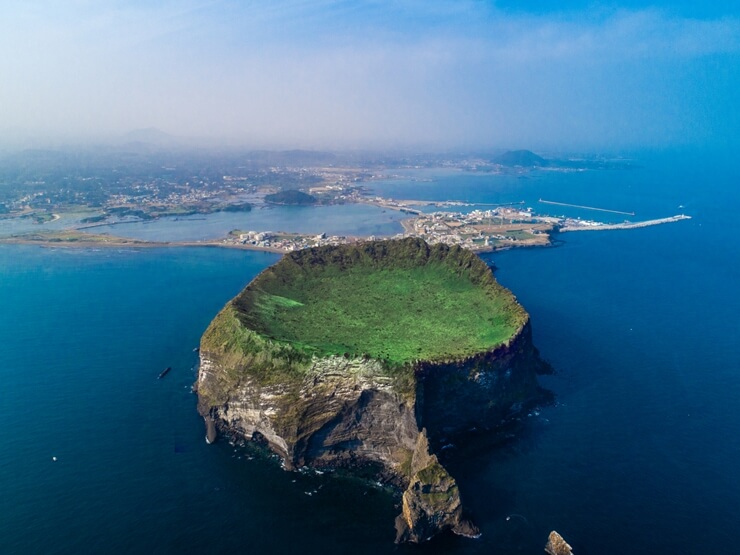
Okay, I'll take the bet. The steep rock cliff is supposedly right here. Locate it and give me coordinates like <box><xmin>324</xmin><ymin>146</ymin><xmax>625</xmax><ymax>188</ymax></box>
<box><xmin>196</xmin><ymin>238</ymin><xmax>549</xmax><ymax>543</ymax></box>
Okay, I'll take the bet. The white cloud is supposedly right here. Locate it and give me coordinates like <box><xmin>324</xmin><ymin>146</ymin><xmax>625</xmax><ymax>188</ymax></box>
<box><xmin>0</xmin><ymin>1</ymin><xmax>737</xmax><ymax>149</ymax></box>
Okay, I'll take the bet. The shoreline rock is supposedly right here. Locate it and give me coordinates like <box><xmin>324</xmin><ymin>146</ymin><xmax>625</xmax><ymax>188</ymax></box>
<box><xmin>545</xmin><ymin>531</ymin><xmax>574</xmax><ymax>555</ymax></box>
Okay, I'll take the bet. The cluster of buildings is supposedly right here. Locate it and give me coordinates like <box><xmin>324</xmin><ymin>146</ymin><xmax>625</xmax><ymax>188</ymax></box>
<box><xmin>400</xmin><ymin>206</ymin><xmax>549</xmax><ymax>252</ymax></box>
<box><xmin>229</xmin><ymin>230</ymin><xmax>354</xmax><ymax>252</ymax></box>
<box><xmin>222</xmin><ymin>203</ymin><xmax>554</xmax><ymax>255</ymax></box>
<box><xmin>104</xmin><ymin>179</ymin><xmax>252</xmax><ymax>213</ymax></box>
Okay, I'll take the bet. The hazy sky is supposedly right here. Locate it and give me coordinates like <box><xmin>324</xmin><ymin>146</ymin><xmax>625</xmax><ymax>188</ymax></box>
<box><xmin>1</xmin><ymin>0</ymin><xmax>738</xmax><ymax>151</ymax></box>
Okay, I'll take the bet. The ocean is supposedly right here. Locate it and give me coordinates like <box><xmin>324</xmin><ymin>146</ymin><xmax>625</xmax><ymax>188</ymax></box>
<box><xmin>1</xmin><ymin>151</ymin><xmax>737</xmax><ymax>554</ymax></box>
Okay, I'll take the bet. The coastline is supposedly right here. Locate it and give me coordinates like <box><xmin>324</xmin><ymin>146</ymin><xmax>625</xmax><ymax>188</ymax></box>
<box><xmin>0</xmin><ymin>210</ymin><xmax>692</xmax><ymax>255</ymax></box>
<box><xmin>0</xmin><ymin>235</ymin><xmax>550</xmax><ymax>256</ymax></box>
<box><xmin>0</xmin><ymin>236</ymin><xmax>288</xmax><ymax>254</ymax></box>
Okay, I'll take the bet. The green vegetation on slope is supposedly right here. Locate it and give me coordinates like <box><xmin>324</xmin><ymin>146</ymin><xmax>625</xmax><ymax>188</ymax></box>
<box><xmin>228</xmin><ymin>238</ymin><xmax>526</xmax><ymax>365</ymax></box>
<box><xmin>495</xmin><ymin>150</ymin><xmax>547</xmax><ymax>167</ymax></box>
<box><xmin>200</xmin><ymin>304</ymin><xmax>313</xmax><ymax>403</ymax></box>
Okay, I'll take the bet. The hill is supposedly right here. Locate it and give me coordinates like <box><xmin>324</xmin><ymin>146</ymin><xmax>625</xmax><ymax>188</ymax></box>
<box><xmin>197</xmin><ymin>238</ymin><xmax>549</xmax><ymax>544</ymax></box>
<box><xmin>495</xmin><ymin>149</ymin><xmax>548</xmax><ymax>167</ymax></box>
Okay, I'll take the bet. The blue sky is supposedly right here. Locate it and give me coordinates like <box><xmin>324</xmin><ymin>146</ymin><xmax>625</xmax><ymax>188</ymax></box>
<box><xmin>0</xmin><ymin>1</ymin><xmax>737</xmax><ymax>151</ymax></box>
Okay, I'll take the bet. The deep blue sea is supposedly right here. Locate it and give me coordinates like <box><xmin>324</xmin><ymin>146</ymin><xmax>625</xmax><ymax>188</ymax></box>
<box><xmin>1</xmin><ymin>152</ymin><xmax>738</xmax><ymax>554</ymax></box>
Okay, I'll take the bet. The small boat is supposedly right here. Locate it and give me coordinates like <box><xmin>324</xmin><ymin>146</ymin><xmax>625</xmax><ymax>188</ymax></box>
<box><xmin>158</xmin><ymin>367</ymin><xmax>172</xmax><ymax>379</ymax></box>
<box><xmin>192</xmin><ymin>347</ymin><xmax>200</xmax><ymax>353</ymax></box>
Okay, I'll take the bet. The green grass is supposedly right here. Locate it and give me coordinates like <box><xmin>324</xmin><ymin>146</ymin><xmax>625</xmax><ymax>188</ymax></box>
<box><xmin>198</xmin><ymin>304</ymin><xmax>315</xmax><ymax>408</ymax></box>
<box><xmin>230</xmin><ymin>238</ymin><xmax>526</xmax><ymax>365</ymax></box>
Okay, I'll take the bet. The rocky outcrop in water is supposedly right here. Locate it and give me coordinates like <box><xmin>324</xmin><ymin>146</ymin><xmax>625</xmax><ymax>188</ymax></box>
<box><xmin>394</xmin><ymin>429</ymin><xmax>479</xmax><ymax>542</ymax></box>
<box><xmin>545</xmin><ymin>531</ymin><xmax>574</xmax><ymax>555</ymax></box>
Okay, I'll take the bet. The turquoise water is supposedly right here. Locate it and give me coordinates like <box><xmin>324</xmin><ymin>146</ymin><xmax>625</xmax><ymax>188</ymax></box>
<box><xmin>1</xmin><ymin>153</ymin><xmax>738</xmax><ymax>553</ymax></box>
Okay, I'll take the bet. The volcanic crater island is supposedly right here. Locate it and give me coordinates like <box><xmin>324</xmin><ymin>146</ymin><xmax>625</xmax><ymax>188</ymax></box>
<box><xmin>196</xmin><ymin>237</ymin><xmax>551</xmax><ymax>543</ymax></box>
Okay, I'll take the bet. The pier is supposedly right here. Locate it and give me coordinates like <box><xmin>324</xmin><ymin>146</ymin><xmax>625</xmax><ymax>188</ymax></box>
<box><xmin>539</xmin><ymin>199</ymin><xmax>635</xmax><ymax>216</ymax></box>
<box><xmin>560</xmin><ymin>214</ymin><xmax>691</xmax><ymax>232</ymax></box>
<box><xmin>361</xmin><ymin>199</ymin><xmax>422</xmax><ymax>215</ymax></box>
<box><xmin>468</xmin><ymin>201</ymin><xmax>526</xmax><ymax>207</ymax></box>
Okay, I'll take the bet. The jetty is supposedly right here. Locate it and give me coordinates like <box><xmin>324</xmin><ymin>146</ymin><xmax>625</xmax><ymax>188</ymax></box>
<box><xmin>539</xmin><ymin>199</ymin><xmax>635</xmax><ymax>216</ymax></box>
<box><xmin>560</xmin><ymin>214</ymin><xmax>691</xmax><ymax>232</ymax></box>
<box><xmin>467</xmin><ymin>201</ymin><xmax>525</xmax><ymax>207</ymax></box>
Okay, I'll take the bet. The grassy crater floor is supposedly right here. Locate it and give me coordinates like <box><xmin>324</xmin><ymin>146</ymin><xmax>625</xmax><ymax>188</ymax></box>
<box><xmin>228</xmin><ymin>238</ymin><xmax>526</xmax><ymax>365</ymax></box>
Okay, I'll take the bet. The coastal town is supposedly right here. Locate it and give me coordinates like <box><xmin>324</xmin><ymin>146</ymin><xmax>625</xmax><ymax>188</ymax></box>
<box><xmin>218</xmin><ymin>204</ymin><xmax>690</xmax><ymax>254</ymax></box>
<box><xmin>0</xmin><ymin>183</ymin><xmax>691</xmax><ymax>254</ymax></box>
<box><xmin>0</xmin><ymin>148</ymin><xmax>690</xmax><ymax>253</ymax></box>
<box><xmin>219</xmin><ymin>205</ymin><xmax>551</xmax><ymax>253</ymax></box>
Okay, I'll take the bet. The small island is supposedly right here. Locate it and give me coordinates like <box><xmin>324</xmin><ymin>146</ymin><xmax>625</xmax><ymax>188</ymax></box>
<box><xmin>196</xmin><ymin>238</ymin><xmax>551</xmax><ymax>543</ymax></box>
<box><xmin>495</xmin><ymin>149</ymin><xmax>548</xmax><ymax>167</ymax></box>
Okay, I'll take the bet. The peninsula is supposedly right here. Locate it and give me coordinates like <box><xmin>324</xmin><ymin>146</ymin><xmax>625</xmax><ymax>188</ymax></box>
<box><xmin>196</xmin><ymin>238</ymin><xmax>551</xmax><ymax>543</ymax></box>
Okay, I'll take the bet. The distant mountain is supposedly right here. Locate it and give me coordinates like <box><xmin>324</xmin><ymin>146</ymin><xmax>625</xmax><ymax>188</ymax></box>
<box><xmin>495</xmin><ymin>150</ymin><xmax>548</xmax><ymax>167</ymax></box>
<box><xmin>264</xmin><ymin>189</ymin><xmax>317</xmax><ymax>205</ymax></box>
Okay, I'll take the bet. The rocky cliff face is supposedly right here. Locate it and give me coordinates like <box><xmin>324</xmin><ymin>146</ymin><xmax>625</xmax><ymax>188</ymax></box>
<box><xmin>198</xmin><ymin>354</ymin><xmax>418</xmax><ymax>475</ymax></box>
<box><xmin>197</xmin><ymin>319</ymin><xmax>549</xmax><ymax>543</ymax></box>
<box><xmin>196</xmin><ymin>238</ymin><xmax>549</xmax><ymax>543</ymax></box>
<box><xmin>417</xmin><ymin>321</ymin><xmax>550</xmax><ymax>447</ymax></box>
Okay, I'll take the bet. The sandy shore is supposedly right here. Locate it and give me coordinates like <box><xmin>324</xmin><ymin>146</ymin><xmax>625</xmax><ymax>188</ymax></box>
<box><xmin>0</xmin><ymin>237</ymin><xmax>288</xmax><ymax>254</ymax></box>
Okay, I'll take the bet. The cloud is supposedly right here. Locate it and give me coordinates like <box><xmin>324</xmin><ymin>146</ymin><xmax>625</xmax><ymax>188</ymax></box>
<box><xmin>0</xmin><ymin>1</ymin><xmax>737</xmax><ymax>150</ymax></box>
